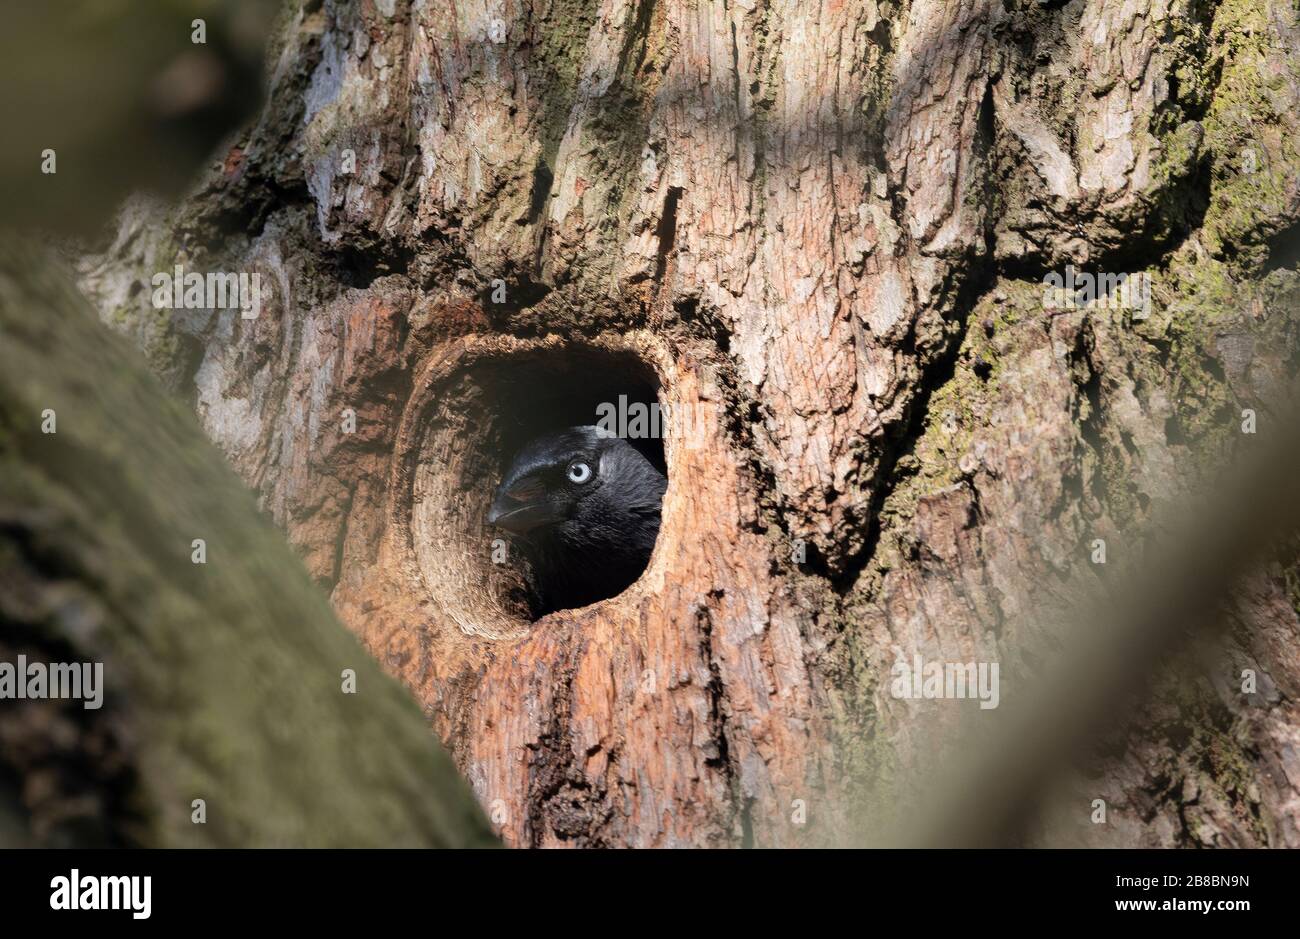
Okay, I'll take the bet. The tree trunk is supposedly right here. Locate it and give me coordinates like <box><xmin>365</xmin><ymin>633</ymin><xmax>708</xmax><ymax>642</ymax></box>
<box><xmin>81</xmin><ymin>0</ymin><xmax>1300</xmax><ymax>847</ymax></box>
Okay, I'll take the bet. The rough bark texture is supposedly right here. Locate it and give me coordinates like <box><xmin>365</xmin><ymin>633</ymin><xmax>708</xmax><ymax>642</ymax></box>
<box><xmin>81</xmin><ymin>0</ymin><xmax>1300</xmax><ymax>846</ymax></box>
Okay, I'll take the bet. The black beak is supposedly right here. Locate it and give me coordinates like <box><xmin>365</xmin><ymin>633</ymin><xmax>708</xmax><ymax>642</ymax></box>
<box><xmin>487</xmin><ymin>493</ymin><xmax>550</xmax><ymax>533</ymax></box>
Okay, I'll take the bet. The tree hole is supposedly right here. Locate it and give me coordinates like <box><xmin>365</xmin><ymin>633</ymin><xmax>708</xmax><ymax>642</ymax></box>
<box><xmin>404</xmin><ymin>340</ymin><xmax>666</xmax><ymax>638</ymax></box>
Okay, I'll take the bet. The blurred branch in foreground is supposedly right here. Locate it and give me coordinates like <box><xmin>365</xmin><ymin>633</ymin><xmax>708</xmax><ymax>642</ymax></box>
<box><xmin>0</xmin><ymin>0</ymin><xmax>274</xmax><ymax>235</ymax></box>
<box><xmin>857</xmin><ymin>287</ymin><xmax>1300</xmax><ymax>848</ymax></box>
<box><xmin>0</xmin><ymin>238</ymin><xmax>498</xmax><ymax>847</ymax></box>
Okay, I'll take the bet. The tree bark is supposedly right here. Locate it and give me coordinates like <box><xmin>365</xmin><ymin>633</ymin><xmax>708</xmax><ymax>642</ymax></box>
<box><xmin>80</xmin><ymin>0</ymin><xmax>1300</xmax><ymax>847</ymax></box>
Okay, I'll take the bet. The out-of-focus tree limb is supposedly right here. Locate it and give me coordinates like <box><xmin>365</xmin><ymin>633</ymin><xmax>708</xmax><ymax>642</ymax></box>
<box><xmin>0</xmin><ymin>238</ymin><xmax>498</xmax><ymax>847</ymax></box>
<box><xmin>858</xmin><ymin>293</ymin><xmax>1300</xmax><ymax>847</ymax></box>
<box><xmin>0</xmin><ymin>0</ymin><xmax>275</xmax><ymax>235</ymax></box>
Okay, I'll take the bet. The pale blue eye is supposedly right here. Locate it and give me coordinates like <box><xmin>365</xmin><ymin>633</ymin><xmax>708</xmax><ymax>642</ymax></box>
<box><xmin>567</xmin><ymin>461</ymin><xmax>592</xmax><ymax>484</ymax></box>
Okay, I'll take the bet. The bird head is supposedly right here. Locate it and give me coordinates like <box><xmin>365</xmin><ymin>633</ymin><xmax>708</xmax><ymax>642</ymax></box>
<box><xmin>487</xmin><ymin>425</ymin><xmax>664</xmax><ymax>538</ymax></box>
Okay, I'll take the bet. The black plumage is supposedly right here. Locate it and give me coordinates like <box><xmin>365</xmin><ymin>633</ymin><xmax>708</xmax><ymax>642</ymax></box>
<box><xmin>487</xmin><ymin>425</ymin><xmax>667</xmax><ymax>613</ymax></box>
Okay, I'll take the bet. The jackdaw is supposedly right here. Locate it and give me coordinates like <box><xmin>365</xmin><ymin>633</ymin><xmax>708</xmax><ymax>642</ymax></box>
<box><xmin>488</xmin><ymin>425</ymin><xmax>667</xmax><ymax>613</ymax></box>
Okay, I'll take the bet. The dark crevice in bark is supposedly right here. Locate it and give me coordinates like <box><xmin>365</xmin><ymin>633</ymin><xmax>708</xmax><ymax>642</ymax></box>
<box><xmin>859</xmin><ymin>7</ymin><xmax>896</xmax><ymax>172</ymax></box>
<box><xmin>1162</xmin><ymin>0</ymin><xmax>1222</xmax><ymax>125</ymax></box>
<box><xmin>697</xmin><ymin>596</ymin><xmax>731</xmax><ymax>772</ymax></box>
<box><xmin>614</xmin><ymin>0</ymin><xmax>659</xmax><ymax>80</ymax></box>
<box><xmin>697</xmin><ymin>594</ymin><xmax>747</xmax><ymax>847</ymax></box>
<box><xmin>322</xmin><ymin>483</ymin><xmax>356</xmax><ymax>593</ymax></box>
<box><xmin>527</xmin><ymin>0</ymin><xmax>603</xmax><ymax>164</ymax></box>
<box><xmin>527</xmin><ymin>157</ymin><xmax>554</xmax><ymax>225</ymax></box>
<box><xmin>674</xmin><ymin>296</ymin><xmax>732</xmax><ymax>355</ymax></box>
<box><xmin>185</xmin><ymin>176</ymin><xmax>315</xmax><ymax>249</ymax></box>
<box><xmin>487</xmin><ymin>275</ymin><xmax>554</xmax><ymax>320</ymax></box>
<box><xmin>652</xmin><ymin>186</ymin><xmax>683</xmax><ymax>288</ymax></box>
<box><xmin>1264</xmin><ymin>221</ymin><xmax>1300</xmax><ymax>274</ymax></box>
<box><xmin>829</xmin><ymin>82</ymin><xmax>1002</xmax><ymax>596</ymax></box>
<box><xmin>1132</xmin><ymin>146</ymin><xmax>1214</xmax><ymax>273</ymax></box>
<box><xmin>847</xmin><ymin>314</ymin><xmax>970</xmax><ymax>596</ymax></box>
<box><xmin>330</xmin><ymin>240</ymin><xmax>415</xmax><ymax>289</ymax></box>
